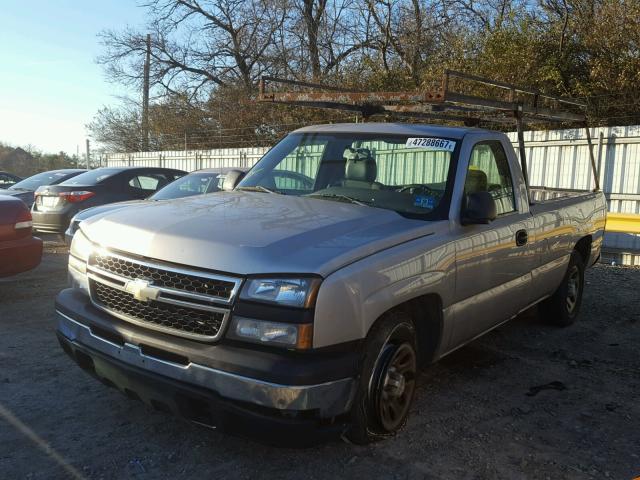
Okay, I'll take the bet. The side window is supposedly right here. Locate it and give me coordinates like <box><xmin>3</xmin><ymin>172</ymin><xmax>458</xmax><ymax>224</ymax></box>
<box><xmin>129</xmin><ymin>174</ymin><xmax>168</xmax><ymax>192</ymax></box>
<box><xmin>465</xmin><ymin>141</ymin><xmax>516</xmax><ymax>215</ymax></box>
<box><xmin>129</xmin><ymin>176</ymin><xmax>141</xmax><ymax>189</ymax></box>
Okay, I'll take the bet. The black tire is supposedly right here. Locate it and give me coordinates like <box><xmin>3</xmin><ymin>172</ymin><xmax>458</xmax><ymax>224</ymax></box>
<box><xmin>343</xmin><ymin>310</ymin><xmax>418</xmax><ymax>444</ymax></box>
<box><xmin>541</xmin><ymin>250</ymin><xmax>585</xmax><ymax>326</ymax></box>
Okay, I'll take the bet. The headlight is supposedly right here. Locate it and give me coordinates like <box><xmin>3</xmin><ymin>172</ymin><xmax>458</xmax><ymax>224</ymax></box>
<box><xmin>240</xmin><ymin>277</ymin><xmax>321</xmax><ymax>308</ymax></box>
<box><xmin>229</xmin><ymin>316</ymin><xmax>312</xmax><ymax>349</ymax></box>
<box><xmin>70</xmin><ymin>230</ymin><xmax>93</xmax><ymax>263</ymax></box>
<box><xmin>68</xmin><ymin>231</ymin><xmax>93</xmax><ymax>293</ymax></box>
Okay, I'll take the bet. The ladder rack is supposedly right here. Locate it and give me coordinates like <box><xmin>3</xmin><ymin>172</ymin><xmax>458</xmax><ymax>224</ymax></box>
<box><xmin>256</xmin><ymin>70</ymin><xmax>599</xmax><ymax>192</ymax></box>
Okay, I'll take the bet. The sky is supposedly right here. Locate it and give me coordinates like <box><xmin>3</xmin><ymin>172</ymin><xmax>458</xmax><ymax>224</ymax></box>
<box><xmin>0</xmin><ymin>0</ymin><xmax>147</xmax><ymax>155</ymax></box>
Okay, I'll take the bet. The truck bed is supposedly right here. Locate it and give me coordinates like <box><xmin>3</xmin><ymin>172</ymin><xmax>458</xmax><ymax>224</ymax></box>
<box><xmin>528</xmin><ymin>188</ymin><xmax>606</xmax><ymax>253</ymax></box>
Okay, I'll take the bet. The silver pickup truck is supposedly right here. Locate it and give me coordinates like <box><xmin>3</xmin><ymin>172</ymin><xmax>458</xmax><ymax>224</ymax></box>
<box><xmin>56</xmin><ymin>123</ymin><xmax>606</xmax><ymax>444</ymax></box>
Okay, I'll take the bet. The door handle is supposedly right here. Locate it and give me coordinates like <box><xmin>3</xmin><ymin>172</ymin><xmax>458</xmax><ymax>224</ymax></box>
<box><xmin>516</xmin><ymin>229</ymin><xmax>528</xmax><ymax>246</ymax></box>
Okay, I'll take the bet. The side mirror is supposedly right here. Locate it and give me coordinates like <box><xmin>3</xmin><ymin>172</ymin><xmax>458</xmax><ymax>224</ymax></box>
<box><xmin>461</xmin><ymin>191</ymin><xmax>497</xmax><ymax>225</ymax></box>
<box><xmin>223</xmin><ymin>170</ymin><xmax>245</xmax><ymax>191</ymax></box>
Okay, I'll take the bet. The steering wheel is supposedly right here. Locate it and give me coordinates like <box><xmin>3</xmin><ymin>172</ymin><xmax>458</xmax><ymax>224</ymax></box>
<box><xmin>397</xmin><ymin>184</ymin><xmax>440</xmax><ymax>197</ymax></box>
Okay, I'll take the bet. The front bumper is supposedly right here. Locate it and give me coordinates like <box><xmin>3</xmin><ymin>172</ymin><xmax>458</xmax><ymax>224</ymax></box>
<box><xmin>0</xmin><ymin>235</ymin><xmax>43</xmax><ymax>277</ymax></box>
<box><xmin>55</xmin><ymin>289</ymin><xmax>358</xmax><ymax>439</ymax></box>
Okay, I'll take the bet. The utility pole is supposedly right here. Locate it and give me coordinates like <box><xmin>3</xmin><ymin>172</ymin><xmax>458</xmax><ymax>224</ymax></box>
<box><xmin>76</xmin><ymin>145</ymin><xmax>79</xmax><ymax>168</ymax></box>
<box><xmin>142</xmin><ymin>33</ymin><xmax>151</xmax><ymax>151</ymax></box>
<box><xmin>85</xmin><ymin>139</ymin><xmax>90</xmax><ymax>170</ymax></box>
<box><xmin>184</xmin><ymin>131</ymin><xmax>187</xmax><ymax>152</ymax></box>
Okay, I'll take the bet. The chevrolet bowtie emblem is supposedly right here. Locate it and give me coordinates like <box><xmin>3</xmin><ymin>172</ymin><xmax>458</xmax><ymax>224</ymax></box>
<box><xmin>124</xmin><ymin>279</ymin><xmax>160</xmax><ymax>303</ymax></box>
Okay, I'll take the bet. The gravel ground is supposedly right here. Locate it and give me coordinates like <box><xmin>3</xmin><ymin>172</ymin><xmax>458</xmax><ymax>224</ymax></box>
<box><xmin>1</xmin><ymin>239</ymin><xmax>639</xmax><ymax>480</ymax></box>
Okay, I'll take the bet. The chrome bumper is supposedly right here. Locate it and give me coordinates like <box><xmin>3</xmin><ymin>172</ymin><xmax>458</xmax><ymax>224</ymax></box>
<box><xmin>56</xmin><ymin>310</ymin><xmax>356</xmax><ymax>418</ymax></box>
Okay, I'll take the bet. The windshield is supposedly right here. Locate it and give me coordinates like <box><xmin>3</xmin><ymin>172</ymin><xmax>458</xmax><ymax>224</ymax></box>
<box><xmin>61</xmin><ymin>168</ymin><xmax>120</xmax><ymax>186</ymax></box>
<box><xmin>10</xmin><ymin>170</ymin><xmax>80</xmax><ymax>191</ymax></box>
<box><xmin>150</xmin><ymin>172</ymin><xmax>224</xmax><ymax>200</ymax></box>
<box><xmin>237</xmin><ymin>132</ymin><xmax>457</xmax><ymax>218</ymax></box>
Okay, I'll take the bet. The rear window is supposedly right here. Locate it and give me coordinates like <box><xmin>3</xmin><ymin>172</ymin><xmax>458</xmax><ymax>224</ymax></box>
<box><xmin>10</xmin><ymin>170</ymin><xmax>80</xmax><ymax>190</ymax></box>
<box><xmin>61</xmin><ymin>168</ymin><xmax>121</xmax><ymax>186</ymax></box>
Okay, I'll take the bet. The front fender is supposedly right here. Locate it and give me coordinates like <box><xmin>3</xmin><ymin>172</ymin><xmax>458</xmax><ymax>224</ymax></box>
<box><xmin>313</xmin><ymin>232</ymin><xmax>456</xmax><ymax>349</ymax></box>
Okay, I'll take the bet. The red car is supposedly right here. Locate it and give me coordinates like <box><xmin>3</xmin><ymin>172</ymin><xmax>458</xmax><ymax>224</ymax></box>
<box><xmin>0</xmin><ymin>196</ymin><xmax>43</xmax><ymax>277</ymax></box>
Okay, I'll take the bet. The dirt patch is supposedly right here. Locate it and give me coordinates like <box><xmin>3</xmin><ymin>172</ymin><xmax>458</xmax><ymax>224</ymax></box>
<box><xmin>1</xmin><ymin>250</ymin><xmax>638</xmax><ymax>480</ymax></box>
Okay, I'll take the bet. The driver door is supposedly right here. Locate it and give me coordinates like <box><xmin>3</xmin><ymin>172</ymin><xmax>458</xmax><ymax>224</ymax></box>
<box><xmin>450</xmin><ymin>140</ymin><xmax>536</xmax><ymax>347</ymax></box>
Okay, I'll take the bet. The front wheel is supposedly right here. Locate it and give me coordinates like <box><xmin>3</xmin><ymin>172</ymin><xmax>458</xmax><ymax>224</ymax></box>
<box><xmin>541</xmin><ymin>250</ymin><xmax>585</xmax><ymax>326</ymax></box>
<box><xmin>344</xmin><ymin>311</ymin><xmax>418</xmax><ymax>444</ymax></box>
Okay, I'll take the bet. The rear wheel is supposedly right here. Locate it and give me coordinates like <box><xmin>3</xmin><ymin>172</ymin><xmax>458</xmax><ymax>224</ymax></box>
<box><xmin>344</xmin><ymin>311</ymin><xmax>418</xmax><ymax>444</ymax></box>
<box><xmin>541</xmin><ymin>250</ymin><xmax>585</xmax><ymax>326</ymax></box>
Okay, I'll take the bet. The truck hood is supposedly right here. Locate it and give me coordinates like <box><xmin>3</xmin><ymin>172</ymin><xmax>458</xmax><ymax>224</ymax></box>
<box><xmin>81</xmin><ymin>191</ymin><xmax>435</xmax><ymax>276</ymax></box>
<box><xmin>74</xmin><ymin>200</ymin><xmax>145</xmax><ymax>223</ymax></box>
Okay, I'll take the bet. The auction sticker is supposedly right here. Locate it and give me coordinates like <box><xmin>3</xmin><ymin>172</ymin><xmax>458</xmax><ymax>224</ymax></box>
<box><xmin>405</xmin><ymin>138</ymin><xmax>456</xmax><ymax>152</ymax></box>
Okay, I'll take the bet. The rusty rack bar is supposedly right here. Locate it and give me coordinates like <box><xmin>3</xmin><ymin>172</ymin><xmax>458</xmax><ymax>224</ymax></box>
<box><xmin>257</xmin><ymin>71</ymin><xmax>599</xmax><ymax>193</ymax></box>
<box><xmin>258</xmin><ymin>70</ymin><xmax>587</xmax><ymax>123</ymax></box>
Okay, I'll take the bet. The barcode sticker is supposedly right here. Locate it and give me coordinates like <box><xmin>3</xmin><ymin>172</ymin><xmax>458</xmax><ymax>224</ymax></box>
<box><xmin>405</xmin><ymin>138</ymin><xmax>456</xmax><ymax>152</ymax></box>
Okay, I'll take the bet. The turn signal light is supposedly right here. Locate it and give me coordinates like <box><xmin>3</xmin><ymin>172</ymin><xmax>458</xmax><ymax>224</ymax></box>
<box><xmin>59</xmin><ymin>191</ymin><xmax>95</xmax><ymax>203</ymax></box>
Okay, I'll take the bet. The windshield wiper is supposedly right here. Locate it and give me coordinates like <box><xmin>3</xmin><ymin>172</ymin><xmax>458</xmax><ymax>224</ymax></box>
<box><xmin>236</xmin><ymin>185</ymin><xmax>282</xmax><ymax>195</ymax></box>
<box><xmin>306</xmin><ymin>193</ymin><xmax>370</xmax><ymax>206</ymax></box>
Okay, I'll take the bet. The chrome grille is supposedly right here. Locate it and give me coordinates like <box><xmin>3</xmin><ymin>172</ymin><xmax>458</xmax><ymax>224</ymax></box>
<box><xmin>92</xmin><ymin>281</ymin><xmax>225</xmax><ymax>338</ymax></box>
<box><xmin>92</xmin><ymin>252</ymin><xmax>236</xmax><ymax>301</ymax></box>
<box><xmin>87</xmin><ymin>251</ymin><xmax>241</xmax><ymax>341</ymax></box>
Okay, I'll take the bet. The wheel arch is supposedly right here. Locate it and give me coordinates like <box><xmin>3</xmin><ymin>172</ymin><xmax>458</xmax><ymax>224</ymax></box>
<box><xmin>574</xmin><ymin>235</ymin><xmax>592</xmax><ymax>265</ymax></box>
<box><xmin>367</xmin><ymin>293</ymin><xmax>444</xmax><ymax>366</ymax></box>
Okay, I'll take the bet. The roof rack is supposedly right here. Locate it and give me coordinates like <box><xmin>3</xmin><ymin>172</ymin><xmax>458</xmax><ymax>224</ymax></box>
<box><xmin>258</xmin><ymin>70</ymin><xmax>587</xmax><ymax>124</ymax></box>
<box><xmin>257</xmin><ymin>70</ymin><xmax>599</xmax><ymax>192</ymax></box>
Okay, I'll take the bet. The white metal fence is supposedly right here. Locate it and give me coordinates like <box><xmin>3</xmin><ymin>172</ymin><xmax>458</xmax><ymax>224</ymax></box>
<box><xmin>101</xmin><ymin>125</ymin><xmax>640</xmax><ymax>254</ymax></box>
<box><xmin>101</xmin><ymin>147</ymin><xmax>269</xmax><ymax>172</ymax></box>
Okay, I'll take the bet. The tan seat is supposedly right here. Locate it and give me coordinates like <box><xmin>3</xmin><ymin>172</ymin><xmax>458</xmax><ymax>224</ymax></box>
<box><xmin>341</xmin><ymin>147</ymin><xmax>382</xmax><ymax>190</ymax></box>
<box><xmin>464</xmin><ymin>169</ymin><xmax>488</xmax><ymax>194</ymax></box>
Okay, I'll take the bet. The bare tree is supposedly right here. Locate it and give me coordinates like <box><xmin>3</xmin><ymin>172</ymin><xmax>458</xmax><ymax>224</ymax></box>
<box><xmin>98</xmin><ymin>0</ymin><xmax>288</xmax><ymax>98</ymax></box>
<box><xmin>365</xmin><ymin>0</ymin><xmax>448</xmax><ymax>85</ymax></box>
<box><xmin>447</xmin><ymin>0</ymin><xmax>519</xmax><ymax>32</ymax></box>
<box><xmin>285</xmin><ymin>0</ymin><xmax>374</xmax><ymax>80</ymax></box>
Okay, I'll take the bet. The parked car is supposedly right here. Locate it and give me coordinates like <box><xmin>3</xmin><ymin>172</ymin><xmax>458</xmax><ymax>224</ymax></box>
<box><xmin>0</xmin><ymin>196</ymin><xmax>43</xmax><ymax>278</ymax></box>
<box><xmin>0</xmin><ymin>171</ymin><xmax>22</xmax><ymax>189</ymax></box>
<box><xmin>0</xmin><ymin>169</ymin><xmax>86</xmax><ymax>208</ymax></box>
<box><xmin>64</xmin><ymin>168</ymin><xmax>245</xmax><ymax>244</ymax></box>
<box><xmin>31</xmin><ymin>167</ymin><xmax>186</xmax><ymax>234</ymax></box>
<box><xmin>56</xmin><ymin>123</ymin><xmax>605</xmax><ymax>444</ymax></box>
